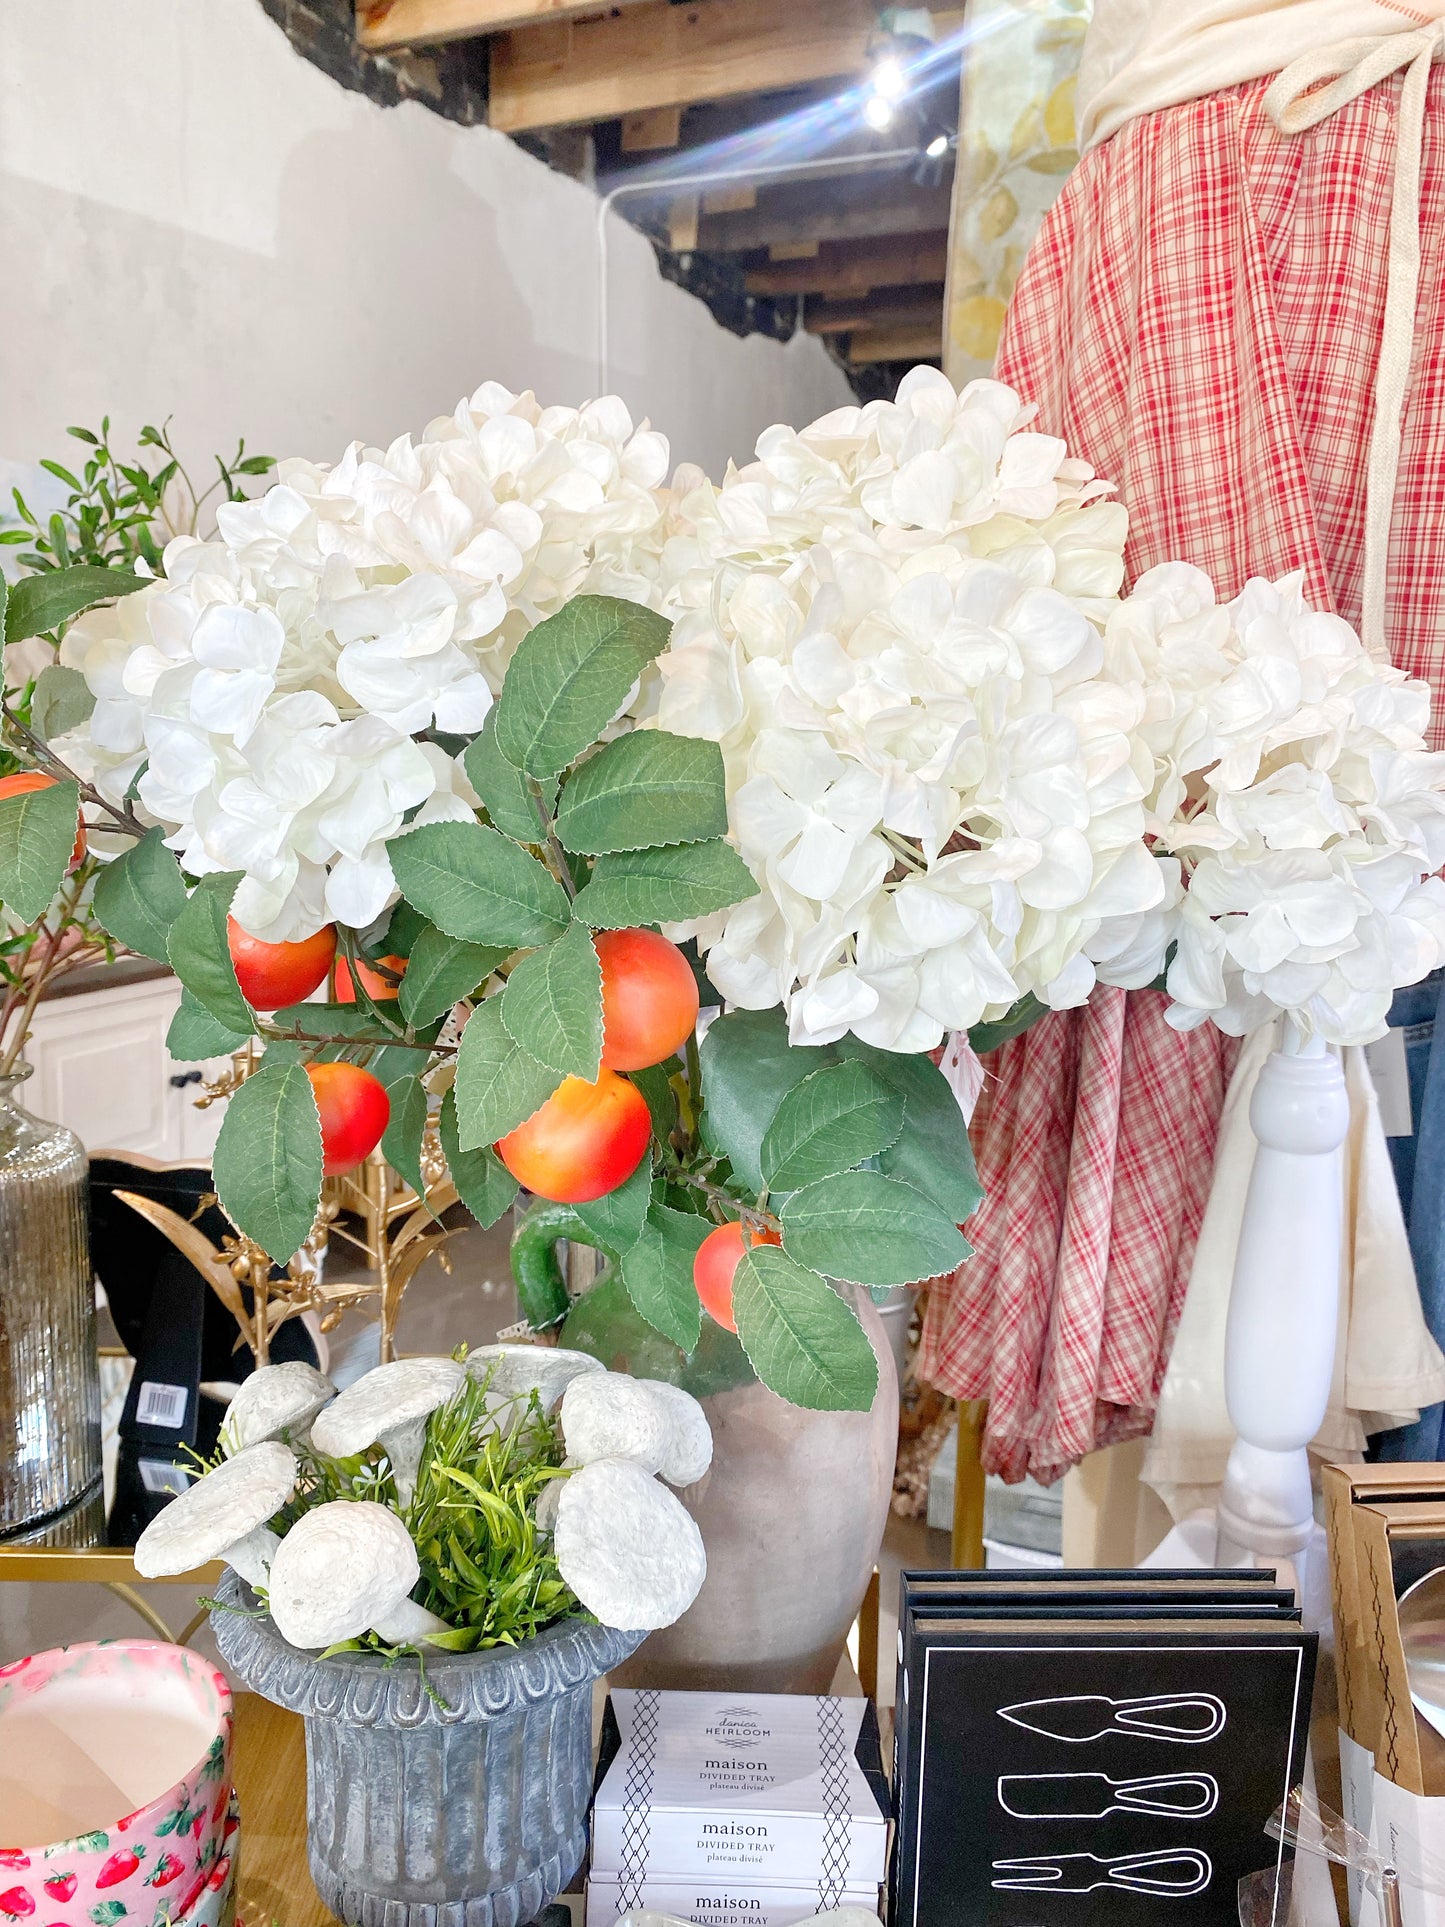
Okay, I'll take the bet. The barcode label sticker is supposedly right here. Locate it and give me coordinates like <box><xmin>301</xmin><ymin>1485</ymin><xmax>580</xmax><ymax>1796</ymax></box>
<box><xmin>136</xmin><ymin>1380</ymin><xmax>188</xmax><ymax>1429</ymax></box>
<box><xmin>138</xmin><ymin>1458</ymin><xmax>195</xmax><ymax>1496</ymax></box>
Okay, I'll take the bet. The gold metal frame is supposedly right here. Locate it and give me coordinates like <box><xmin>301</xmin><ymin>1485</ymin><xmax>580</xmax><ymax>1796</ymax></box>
<box><xmin>0</xmin><ymin>1546</ymin><xmax>224</xmax><ymax>1644</ymax></box>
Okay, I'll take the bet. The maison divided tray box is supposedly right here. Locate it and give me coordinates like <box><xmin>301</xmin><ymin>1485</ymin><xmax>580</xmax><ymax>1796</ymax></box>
<box><xmin>587</xmin><ymin>1689</ymin><xmax>890</xmax><ymax>1927</ymax></box>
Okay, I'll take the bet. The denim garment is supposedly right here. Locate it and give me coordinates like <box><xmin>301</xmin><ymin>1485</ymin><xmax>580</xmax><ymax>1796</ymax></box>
<box><xmin>1373</xmin><ymin>968</ymin><xmax>1445</xmax><ymax>1461</ymax></box>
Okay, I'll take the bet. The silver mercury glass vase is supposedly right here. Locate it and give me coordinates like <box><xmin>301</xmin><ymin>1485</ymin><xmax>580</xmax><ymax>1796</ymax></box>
<box><xmin>0</xmin><ymin>1064</ymin><xmax>100</xmax><ymax>1536</ymax></box>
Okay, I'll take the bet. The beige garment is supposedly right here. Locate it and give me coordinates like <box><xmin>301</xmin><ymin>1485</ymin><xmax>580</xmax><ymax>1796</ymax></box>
<box><xmin>1140</xmin><ymin>1020</ymin><xmax>1445</xmax><ymax>1521</ymax></box>
<box><xmin>1078</xmin><ymin>0</ymin><xmax>1439</xmax><ymax>150</ymax></box>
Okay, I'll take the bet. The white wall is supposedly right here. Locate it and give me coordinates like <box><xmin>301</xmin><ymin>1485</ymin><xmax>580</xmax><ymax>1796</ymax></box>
<box><xmin>0</xmin><ymin>0</ymin><xmax>851</xmax><ymax>489</ymax></box>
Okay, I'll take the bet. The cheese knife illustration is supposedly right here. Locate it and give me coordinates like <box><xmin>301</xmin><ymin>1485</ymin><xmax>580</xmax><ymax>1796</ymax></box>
<box><xmin>992</xmin><ymin>1849</ymin><xmax>1213</xmax><ymax>1895</ymax></box>
<box><xmin>997</xmin><ymin>1692</ymin><xmax>1226</xmax><ymax>1744</ymax></box>
<box><xmin>997</xmin><ymin>1771</ymin><xmax>1219</xmax><ymax>1820</ymax></box>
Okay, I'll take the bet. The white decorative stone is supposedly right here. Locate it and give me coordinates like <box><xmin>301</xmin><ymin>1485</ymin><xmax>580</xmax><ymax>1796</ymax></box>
<box><xmin>554</xmin><ymin>1457</ymin><xmax>706</xmax><ymax>1631</ymax></box>
<box><xmin>223</xmin><ymin>1361</ymin><xmax>335</xmax><ymax>1456</ymax></box>
<box><xmin>134</xmin><ymin>1440</ymin><xmax>296</xmax><ymax>1583</ymax></box>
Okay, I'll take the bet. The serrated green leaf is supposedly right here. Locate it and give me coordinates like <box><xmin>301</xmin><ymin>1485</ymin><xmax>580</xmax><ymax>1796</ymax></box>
<box><xmin>572</xmin><ymin>836</ymin><xmax>758</xmax><ymax>930</ymax></box>
<box><xmin>555</xmin><ymin>730</ymin><xmax>727</xmax><ymax>854</ymax></box>
<box><xmin>619</xmin><ymin>1204</ymin><xmax>706</xmax><ymax>1351</ymax></box>
<box><xmin>760</xmin><ymin>1060</ymin><xmax>904</xmax><ymax>1193</ymax></box>
<box><xmin>3</xmin><ymin>564</ymin><xmax>148</xmax><ymax>647</ymax></box>
<box><xmin>399</xmin><ymin>926</ymin><xmax>508</xmax><ymax>1028</ymax></box>
<box><xmin>835</xmin><ymin>1037</ymin><xmax>984</xmax><ymax>1225</ymax></box>
<box><xmin>463</xmin><ymin>709</ymin><xmax>558</xmax><ymax>842</ymax></box>
<box><xmin>383</xmin><ymin>899</ymin><xmax>430</xmax><ymax>959</ymax></box>
<box><xmin>388</xmin><ymin>821</ymin><xmax>569</xmax><ymax>948</ymax></box>
<box><xmin>30</xmin><ymin>663</ymin><xmax>95</xmax><ymax>741</ymax></box>
<box><xmin>166</xmin><ymin>874</ymin><xmax>255</xmax><ymax>1036</ymax></box>
<box><xmin>211</xmin><ymin>1060</ymin><xmax>323</xmax><ymax>1264</ymax></box>
<box><xmin>166</xmin><ymin>989</ymin><xmax>250</xmax><ymax>1062</ymax></box>
<box><xmin>453</xmin><ymin>994</ymin><xmax>563</xmax><ymax>1152</ymax></box>
<box><xmin>572</xmin><ymin>1151</ymin><xmax>653</xmax><ymax>1255</ymax></box>
<box><xmin>499</xmin><ymin>919</ymin><xmax>602</xmax><ymax>1078</ymax></box>
<box><xmin>699</xmin><ymin>1006</ymin><xmax>833</xmax><ymax>1195</ymax></box>
<box><xmin>779</xmin><ymin>1169</ymin><xmax>968</xmax><ymax>1286</ymax></box>
<box><xmin>0</xmin><ymin>778</ymin><xmax>79</xmax><ymax>923</ymax></box>
<box><xmin>733</xmin><ymin>1245</ymin><xmax>878</xmax><ymax>1412</ymax></box>
<box><xmin>494</xmin><ymin>594</ymin><xmax>672</xmax><ymax>778</ymax></box>
<box><xmin>381</xmin><ymin>1073</ymin><xmax>429</xmax><ymax>1199</ymax></box>
<box><xmin>440</xmin><ymin>1087</ymin><xmax>519</xmax><ymax>1229</ymax></box>
<box><xmin>92</xmin><ymin>826</ymin><xmax>187</xmax><ymax>963</ymax></box>
<box><xmin>631</xmin><ymin>1059</ymin><xmax>679</xmax><ymax>1143</ymax></box>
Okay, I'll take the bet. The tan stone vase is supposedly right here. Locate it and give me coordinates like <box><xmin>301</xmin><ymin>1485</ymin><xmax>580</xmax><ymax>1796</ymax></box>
<box><xmin>561</xmin><ymin>1274</ymin><xmax>899</xmax><ymax>1693</ymax></box>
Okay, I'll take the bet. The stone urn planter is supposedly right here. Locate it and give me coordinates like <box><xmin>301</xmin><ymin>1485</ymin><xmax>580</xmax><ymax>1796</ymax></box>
<box><xmin>211</xmin><ymin>1573</ymin><xmax>645</xmax><ymax>1927</ymax></box>
<box><xmin>561</xmin><ymin>1274</ymin><xmax>899</xmax><ymax>1693</ymax></box>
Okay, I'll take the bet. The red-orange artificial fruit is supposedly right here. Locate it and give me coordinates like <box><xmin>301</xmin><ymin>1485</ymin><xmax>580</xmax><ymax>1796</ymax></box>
<box><xmin>305</xmin><ymin>1061</ymin><xmax>391</xmax><ymax>1176</ymax></box>
<box><xmin>0</xmin><ymin>770</ymin><xmax>86</xmax><ymax>867</ymax></box>
<box><xmin>692</xmin><ymin>1219</ymin><xmax>782</xmax><ymax>1333</ymax></box>
<box><xmin>495</xmin><ymin>1069</ymin><xmax>651</xmax><ymax>1204</ymax></box>
<box><xmin>333</xmin><ymin>953</ymin><xmax>406</xmax><ymax>1002</ymax></box>
<box><xmin>595</xmin><ymin>927</ymin><xmax>700</xmax><ymax>1071</ymax></box>
<box><xmin>227</xmin><ymin>918</ymin><xmax>337</xmax><ymax>1011</ymax></box>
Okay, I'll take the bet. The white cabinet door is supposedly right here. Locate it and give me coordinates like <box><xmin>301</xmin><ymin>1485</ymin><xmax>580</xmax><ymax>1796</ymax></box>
<box><xmin>25</xmin><ymin>975</ymin><xmax>232</xmax><ymax>1159</ymax></box>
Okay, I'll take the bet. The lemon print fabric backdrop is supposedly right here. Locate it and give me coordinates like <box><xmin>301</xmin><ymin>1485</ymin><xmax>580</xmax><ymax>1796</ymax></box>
<box><xmin>944</xmin><ymin>0</ymin><xmax>1091</xmax><ymax>384</ymax></box>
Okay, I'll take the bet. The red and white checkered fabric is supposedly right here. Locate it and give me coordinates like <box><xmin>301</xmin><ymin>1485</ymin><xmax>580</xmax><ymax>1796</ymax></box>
<box><xmin>919</xmin><ymin>67</ymin><xmax>1445</xmax><ymax>1484</ymax></box>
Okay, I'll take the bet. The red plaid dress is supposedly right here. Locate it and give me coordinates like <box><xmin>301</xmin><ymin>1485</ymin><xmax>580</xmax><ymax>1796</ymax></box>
<box><xmin>919</xmin><ymin>65</ymin><xmax>1445</xmax><ymax>1485</ymax></box>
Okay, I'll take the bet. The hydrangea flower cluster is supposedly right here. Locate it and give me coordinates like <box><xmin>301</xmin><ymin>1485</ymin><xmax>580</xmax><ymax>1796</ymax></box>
<box><xmin>54</xmin><ymin>384</ymin><xmax>670</xmax><ymax>938</ymax></box>
<box><xmin>648</xmin><ymin>366</ymin><xmax>1156</xmax><ymax>1050</ymax></box>
<box><xmin>1091</xmin><ymin>565</ymin><xmax>1445</xmax><ymax>1042</ymax></box>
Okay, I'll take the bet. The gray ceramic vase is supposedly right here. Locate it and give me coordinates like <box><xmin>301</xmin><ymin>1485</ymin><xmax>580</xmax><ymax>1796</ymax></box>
<box><xmin>211</xmin><ymin>1574</ymin><xmax>645</xmax><ymax>1927</ymax></box>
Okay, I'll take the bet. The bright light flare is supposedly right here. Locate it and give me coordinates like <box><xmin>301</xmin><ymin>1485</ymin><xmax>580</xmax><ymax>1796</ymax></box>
<box><xmin>863</xmin><ymin>94</ymin><xmax>896</xmax><ymax>131</ymax></box>
<box><xmin>926</xmin><ymin>132</ymin><xmax>949</xmax><ymax>158</ymax></box>
<box><xmin>871</xmin><ymin>54</ymin><xmax>908</xmax><ymax>99</ymax></box>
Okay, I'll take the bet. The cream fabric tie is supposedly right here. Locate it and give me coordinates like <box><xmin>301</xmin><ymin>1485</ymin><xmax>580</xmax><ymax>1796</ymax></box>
<box><xmin>1264</xmin><ymin>19</ymin><xmax>1445</xmax><ymax>662</ymax></box>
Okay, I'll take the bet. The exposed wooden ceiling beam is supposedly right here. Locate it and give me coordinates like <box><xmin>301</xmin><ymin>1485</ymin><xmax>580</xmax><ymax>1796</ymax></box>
<box><xmin>744</xmin><ymin>233</ymin><xmax>949</xmax><ymax>297</ymax></box>
<box><xmin>358</xmin><ymin>0</ymin><xmax>649</xmax><ymax>53</ymax></box>
<box><xmin>489</xmin><ymin>0</ymin><xmax>885</xmax><ymax>134</ymax></box>
<box><xmin>806</xmin><ymin>289</ymin><xmax>946</xmax><ymax>335</ymax></box>
<box><xmin>698</xmin><ymin>181</ymin><xmax>951</xmax><ymax>254</ymax></box>
<box><xmin>848</xmin><ymin>323</ymin><xmax>943</xmax><ymax>364</ymax></box>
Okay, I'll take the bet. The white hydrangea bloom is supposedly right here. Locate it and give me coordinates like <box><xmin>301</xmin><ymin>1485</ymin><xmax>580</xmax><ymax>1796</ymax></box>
<box><xmin>54</xmin><ymin>384</ymin><xmax>671</xmax><ymax>939</ymax></box>
<box><xmin>649</xmin><ymin>367</ymin><xmax>1143</xmax><ymax>1050</ymax></box>
<box><xmin>1093</xmin><ymin>565</ymin><xmax>1445</xmax><ymax>1044</ymax></box>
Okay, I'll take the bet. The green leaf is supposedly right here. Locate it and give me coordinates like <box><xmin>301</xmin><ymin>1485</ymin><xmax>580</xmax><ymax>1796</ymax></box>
<box><xmin>399</xmin><ymin>927</ymin><xmax>508</xmax><ymax>1028</ymax></box>
<box><xmin>966</xmin><ymin>992</ymin><xmax>1048</xmax><ymax>1057</ymax></box>
<box><xmin>836</xmin><ymin>1037</ymin><xmax>984</xmax><ymax>1225</ymax></box>
<box><xmin>388</xmin><ymin>821</ymin><xmax>569</xmax><ymax>948</ymax></box>
<box><xmin>30</xmin><ymin>664</ymin><xmax>95</xmax><ymax>741</ymax></box>
<box><xmin>499</xmin><ymin>919</ymin><xmax>602</xmax><ymax>1078</ymax></box>
<box><xmin>463</xmin><ymin>709</ymin><xmax>557</xmax><ymax>842</ymax></box>
<box><xmin>779</xmin><ymin>1170</ymin><xmax>968</xmax><ymax>1286</ymax></box>
<box><xmin>494</xmin><ymin>595</ymin><xmax>672</xmax><ymax>780</ymax></box>
<box><xmin>267</xmin><ymin>1001</ymin><xmax>434</xmax><ymax>1093</ymax></box>
<box><xmin>92</xmin><ymin>827</ymin><xmax>187</xmax><ymax>963</ymax></box>
<box><xmin>631</xmin><ymin>1059</ymin><xmax>679</xmax><ymax>1142</ymax></box>
<box><xmin>166</xmin><ymin>989</ymin><xmax>250</xmax><ymax>1061</ymax></box>
<box><xmin>698</xmin><ymin>1006</ymin><xmax>833</xmax><ymax>1195</ymax></box>
<box><xmin>166</xmin><ymin>874</ymin><xmax>255</xmax><ymax>1036</ymax></box>
<box><xmin>3</xmin><ymin>564</ymin><xmax>148</xmax><ymax>646</ymax></box>
<box><xmin>572</xmin><ymin>1151</ymin><xmax>653</xmax><ymax>1255</ymax></box>
<box><xmin>733</xmin><ymin>1245</ymin><xmax>879</xmax><ymax>1412</ymax></box>
<box><xmin>555</xmin><ymin>730</ymin><xmax>727</xmax><ymax>855</ymax></box>
<box><xmin>382</xmin><ymin>898</ymin><xmax>430</xmax><ymax>959</ymax></box>
<box><xmin>381</xmin><ymin>1073</ymin><xmax>429</xmax><ymax>1199</ymax></box>
<box><xmin>760</xmin><ymin>1060</ymin><xmax>904</xmax><ymax>1193</ymax></box>
<box><xmin>619</xmin><ymin>1204</ymin><xmax>707</xmax><ymax>1351</ymax></box>
<box><xmin>572</xmin><ymin>837</ymin><xmax>758</xmax><ymax>930</ymax></box>
<box><xmin>211</xmin><ymin>1060</ymin><xmax>323</xmax><ymax>1264</ymax></box>
<box><xmin>453</xmin><ymin>994</ymin><xmax>563</xmax><ymax>1152</ymax></box>
<box><xmin>440</xmin><ymin>1088</ymin><xmax>518</xmax><ymax>1230</ymax></box>
<box><xmin>0</xmin><ymin>778</ymin><xmax>79</xmax><ymax>922</ymax></box>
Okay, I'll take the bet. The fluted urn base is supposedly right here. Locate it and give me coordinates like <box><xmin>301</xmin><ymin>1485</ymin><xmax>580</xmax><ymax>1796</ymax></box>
<box><xmin>212</xmin><ymin>1574</ymin><xmax>645</xmax><ymax>1927</ymax></box>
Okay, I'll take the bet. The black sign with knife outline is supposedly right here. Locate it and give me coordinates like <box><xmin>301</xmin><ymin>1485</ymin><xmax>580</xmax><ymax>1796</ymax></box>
<box><xmin>891</xmin><ymin>1602</ymin><xmax>1315</xmax><ymax>1927</ymax></box>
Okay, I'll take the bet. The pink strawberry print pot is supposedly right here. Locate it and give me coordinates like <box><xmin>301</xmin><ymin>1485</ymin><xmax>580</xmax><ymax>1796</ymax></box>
<box><xmin>0</xmin><ymin>1640</ymin><xmax>233</xmax><ymax>1927</ymax></box>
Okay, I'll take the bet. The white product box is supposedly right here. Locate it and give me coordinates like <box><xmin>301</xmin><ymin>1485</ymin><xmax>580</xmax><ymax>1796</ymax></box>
<box><xmin>591</xmin><ymin>1690</ymin><xmax>889</xmax><ymax>1889</ymax></box>
<box><xmin>585</xmin><ymin>1876</ymin><xmax>880</xmax><ymax>1927</ymax></box>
